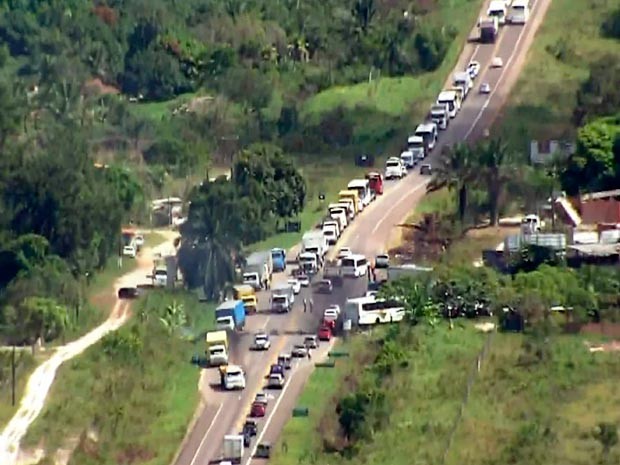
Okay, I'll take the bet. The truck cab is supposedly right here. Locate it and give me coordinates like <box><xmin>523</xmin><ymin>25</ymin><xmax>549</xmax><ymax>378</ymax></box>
<box><xmin>365</xmin><ymin>172</ymin><xmax>384</xmax><ymax>195</ymax></box>
<box><xmin>205</xmin><ymin>330</ymin><xmax>229</xmax><ymax>366</ymax></box>
<box><xmin>429</xmin><ymin>103</ymin><xmax>449</xmax><ymax>130</ymax></box>
<box><xmin>437</xmin><ymin>91</ymin><xmax>458</xmax><ymax>118</ymax></box>
<box><xmin>338</xmin><ymin>190</ymin><xmax>362</xmax><ymax>214</ymax></box>
<box><xmin>271</xmin><ymin>284</ymin><xmax>295</xmax><ymax>313</ymax></box>
<box><xmin>407</xmin><ymin>135</ymin><xmax>427</xmax><ymax>161</ymax></box>
<box><xmin>400</xmin><ymin>150</ymin><xmax>416</xmax><ymax>169</ymax></box>
<box><xmin>414</xmin><ymin>123</ymin><xmax>438</xmax><ymax>152</ymax></box>
<box><xmin>241</xmin><ymin>295</ymin><xmax>258</xmax><ymax>314</ymax></box>
<box><xmin>270</xmin><ymin>248</ymin><xmax>286</xmax><ymax>272</ymax></box>
<box><xmin>298</xmin><ymin>251</ymin><xmax>318</xmax><ymax>274</ymax></box>
<box><xmin>215</xmin><ymin>300</ymin><xmax>246</xmax><ymax>331</ymax></box>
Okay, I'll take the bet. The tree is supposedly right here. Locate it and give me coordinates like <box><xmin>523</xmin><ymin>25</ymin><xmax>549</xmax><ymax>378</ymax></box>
<box><xmin>379</xmin><ymin>276</ymin><xmax>439</xmax><ymax>326</ymax></box>
<box><xmin>6</xmin><ymin>296</ymin><xmax>71</xmax><ymax>345</ymax></box>
<box><xmin>429</xmin><ymin>143</ymin><xmax>476</xmax><ymax>223</ymax></box>
<box><xmin>0</xmin><ymin>79</ymin><xmax>26</xmax><ymax>151</ymax></box>
<box><xmin>158</xmin><ymin>301</ymin><xmax>188</xmax><ymax>334</ymax></box>
<box><xmin>475</xmin><ymin>138</ymin><xmax>516</xmax><ymax>226</ymax></box>
<box><xmin>560</xmin><ymin>117</ymin><xmax>620</xmax><ymax>195</ymax></box>
<box><xmin>574</xmin><ymin>57</ymin><xmax>620</xmax><ymax>124</ymax></box>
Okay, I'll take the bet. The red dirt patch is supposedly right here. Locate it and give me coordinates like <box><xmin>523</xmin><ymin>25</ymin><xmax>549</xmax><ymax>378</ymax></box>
<box><xmin>580</xmin><ymin>322</ymin><xmax>620</xmax><ymax>338</ymax></box>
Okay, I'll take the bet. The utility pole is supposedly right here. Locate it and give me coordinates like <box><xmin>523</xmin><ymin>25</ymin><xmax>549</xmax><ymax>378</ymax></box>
<box><xmin>11</xmin><ymin>345</ymin><xmax>16</xmax><ymax>406</ymax></box>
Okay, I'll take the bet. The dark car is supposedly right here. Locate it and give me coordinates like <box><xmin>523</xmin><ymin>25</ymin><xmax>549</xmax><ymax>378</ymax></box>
<box><xmin>269</xmin><ymin>363</ymin><xmax>285</xmax><ymax>376</ymax></box>
<box><xmin>243</xmin><ymin>430</ymin><xmax>252</xmax><ymax>447</ymax></box>
<box><xmin>317</xmin><ymin>279</ymin><xmax>333</xmax><ymax>294</ymax></box>
<box><xmin>420</xmin><ymin>164</ymin><xmax>432</xmax><ymax>175</ymax></box>
<box><xmin>118</xmin><ymin>287</ymin><xmax>140</xmax><ymax>299</ymax></box>
<box><xmin>243</xmin><ymin>420</ymin><xmax>258</xmax><ymax>437</ymax></box>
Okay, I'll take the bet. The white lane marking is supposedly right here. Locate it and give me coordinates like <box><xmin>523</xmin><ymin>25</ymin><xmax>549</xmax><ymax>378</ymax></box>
<box><xmin>243</xmin><ymin>372</ymin><xmax>295</xmax><ymax>465</ymax></box>
<box><xmin>463</xmin><ymin>23</ymin><xmax>530</xmax><ymax>140</ymax></box>
<box><xmin>371</xmin><ymin>182</ymin><xmax>429</xmax><ymax>235</ymax></box>
<box><xmin>189</xmin><ymin>403</ymin><xmax>224</xmax><ymax>465</ymax></box>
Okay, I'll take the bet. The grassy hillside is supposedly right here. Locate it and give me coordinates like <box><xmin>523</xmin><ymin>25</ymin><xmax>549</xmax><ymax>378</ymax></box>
<box><xmin>494</xmin><ymin>0</ymin><xmax>620</xmax><ymax>149</ymax></box>
<box><xmin>270</xmin><ymin>327</ymin><xmax>620</xmax><ymax>465</ymax></box>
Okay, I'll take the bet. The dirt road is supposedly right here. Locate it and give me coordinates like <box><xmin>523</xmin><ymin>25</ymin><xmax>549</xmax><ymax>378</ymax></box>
<box><xmin>0</xmin><ymin>232</ymin><xmax>177</xmax><ymax>465</ymax></box>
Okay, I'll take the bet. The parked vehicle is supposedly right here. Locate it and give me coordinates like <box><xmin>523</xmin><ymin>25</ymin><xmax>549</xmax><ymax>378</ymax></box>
<box><xmin>400</xmin><ymin>150</ymin><xmax>416</xmax><ymax>169</ymax></box>
<box><xmin>304</xmin><ymin>335</ymin><xmax>319</xmax><ymax>348</ymax></box>
<box><xmin>437</xmin><ymin>90</ymin><xmax>458</xmax><ymax>118</ymax></box>
<box><xmin>271</xmin><ymin>248</ymin><xmax>287</xmax><ymax>272</ymax></box>
<box><xmin>123</xmin><ymin>245</ymin><xmax>136</xmax><ymax>258</ymax></box>
<box><xmin>479</xmin><ymin>16</ymin><xmax>499</xmax><ymax>43</ymax></box>
<box><xmin>366</xmin><ymin>172</ymin><xmax>384</xmax><ymax>195</ymax></box>
<box><xmin>118</xmin><ymin>287</ymin><xmax>140</xmax><ymax>299</ymax></box>
<box><xmin>215</xmin><ymin>300</ymin><xmax>246</xmax><ymax>331</ymax></box>
<box><xmin>297</xmin><ymin>273</ymin><xmax>310</xmax><ymax>287</ymax></box>
<box><xmin>338</xmin><ymin>247</ymin><xmax>353</xmax><ymax>259</ymax></box>
<box><xmin>430</xmin><ymin>103</ymin><xmax>449</xmax><ymax>130</ymax></box>
<box><xmin>206</xmin><ymin>330</ymin><xmax>229</xmax><ymax>366</ymax></box>
<box><xmin>298</xmin><ymin>251</ymin><xmax>318</xmax><ymax>275</ymax></box>
<box><xmin>347</xmin><ymin>179</ymin><xmax>373</xmax><ymax>208</ymax></box>
<box><xmin>487</xmin><ymin>0</ymin><xmax>507</xmax><ymax>25</ymax></box>
<box><xmin>420</xmin><ymin>164</ymin><xmax>433</xmax><ymax>175</ymax></box>
<box><xmin>277</xmin><ymin>353</ymin><xmax>292</xmax><ymax>369</ymax></box>
<box><xmin>407</xmin><ymin>135</ymin><xmax>427</xmax><ymax>161</ymax></box>
<box><xmin>385</xmin><ymin>157</ymin><xmax>406</xmax><ymax>180</ymax></box>
<box><xmin>338</xmin><ymin>189</ymin><xmax>362</xmax><ymax>214</ymax></box>
<box><xmin>251</xmin><ymin>401</ymin><xmax>266</xmax><ymax>417</ymax></box>
<box><xmin>252</xmin><ymin>332</ymin><xmax>271</xmax><ymax>350</ymax></box>
<box><xmin>267</xmin><ymin>373</ymin><xmax>285</xmax><ymax>389</ymax></box>
<box><xmin>454</xmin><ymin>71</ymin><xmax>473</xmax><ymax>93</ymax></box>
<box><xmin>341</xmin><ymin>254</ymin><xmax>369</xmax><ymax>278</ymax></box>
<box><xmin>254</xmin><ymin>392</ymin><xmax>269</xmax><ymax>406</ymax></box>
<box><xmin>223</xmin><ymin>435</ymin><xmax>244</xmax><ymax>463</ymax></box>
<box><xmin>375</xmin><ymin>253</ymin><xmax>390</xmax><ymax>268</ymax></box>
<box><xmin>318</xmin><ymin>325</ymin><xmax>332</xmax><ymax>341</ymax></box>
<box><xmin>508</xmin><ymin>0</ymin><xmax>529</xmax><ymax>24</ymax></box>
<box><xmin>222</xmin><ymin>365</ymin><xmax>246</xmax><ymax>390</ymax></box>
<box><xmin>270</xmin><ymin>363</ymin><xmax>285</xmax><ymax>376</ymax></box>
<box><xmin>271</xmin><ymin>284</ymin><xmax>295</xmax><ymax>313</ymax></box>
<box><xmin>292</xmin><ymin>344</ymin><xmax>308</xmax><ymax>357</ymax></box>
<box><xmin>243</xmin><ymin>251</ymin><xmax>273</xmax><ymax>290</ymax></box>
<box><xmin>302</xmin><ymin>229</ymin><xmax>329</xmax><ymax>258</ymax></box>
<box><xmin>287</xmin><ymin>278</ymin><xmax>301</xmax><ymax>294</ymax></box>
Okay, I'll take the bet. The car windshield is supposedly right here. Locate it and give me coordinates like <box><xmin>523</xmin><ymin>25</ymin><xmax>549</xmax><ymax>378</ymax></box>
<box><xmin>386</xmin><ymin>161</ymin><xmax>399</xmax><ymax>167</ymax></box>
<box><xmin>255</xmin><ymin>335</ymin><xmax>267</xmax><ymax>341</ymax></box>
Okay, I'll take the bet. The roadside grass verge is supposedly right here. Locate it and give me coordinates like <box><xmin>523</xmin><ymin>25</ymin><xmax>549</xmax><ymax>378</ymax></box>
<box><xmin>406</xmin><ymin>188</ymin><xmax>453</xmax><ymax>224</ymax></box>
<box><xmin>270</xmin><ymin>324</ymin><xmax>486</xmax><ymax>465</ymax></box>
<box><xmin>0</xmin><ymin>349</ymin><xmax>39</xmax><ymax>428</ymax></box>
<box><xmin>300</xmin><ymin>0</ymin><xmax>484</xmax><ymax>148</ymax></box>
<box><xmin>247</xmin><ymin>156</ymin><xmax>381</xmax><ymax>252</ymax></box>
<box><xmin>23</xmin><ymin>290</ymin><xmax>214</xmax><ymax>465</ymax></box>
<box><xmin>445</xmin><ymin>333</ymin><xmax>620</xmax><ymax>465</ymax></box>
<box><xmin>494</xmin><ymin>0</ymin><xmax>620</xmax><ymax>149</ymax></box>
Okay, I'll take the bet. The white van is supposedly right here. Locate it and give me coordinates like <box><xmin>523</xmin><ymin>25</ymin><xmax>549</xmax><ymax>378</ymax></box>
<box><xmin>341</xmin><ymin>254</ymin><xmax>368</xmax><ymax>278</ymax></box>
<box><xmin>453</xmin><ymin>71</ymin><xmax>472</xmax><ymax>94</ymax></box>
<box><xmin>508</xmin><ymin>0</ymin><xmax>529</xmax><ymax>24</ymax></box>
<box><xmin>437</xmin><ymin>91</ymin><xmax>458</xmax><ymax>118</ymax></box>
<box><xmin>414</xmin><ymin>123</ymin><xmax>438</xmax><ymax>151</ymax></box>
<box><xmin>400</xmin><ymin>150</ymin><xmax>416</xmax><ymax>169</ymax></box>
<box><xmin>407</xmin><ymin>135</ymin><xmax>426</xmax><ymax>160</ymax></box>
<box><xmin>347</xmin><ymin>179</ymin><xmax>372</xmax><ymax>207</ymax></box>
<box><xmin>487</xmin><ymin>0</ymin><xmax>507</xmax><ymax>25</ymax></box>
<box><xmin>328</xmin><ymin>207</ymin><xmax>348</xmax><ymax>230</ymax></box>
<box><xmin>322</xmin><ymin>225</ymin><xmax>338</xmax><ymax>245</ymax></box>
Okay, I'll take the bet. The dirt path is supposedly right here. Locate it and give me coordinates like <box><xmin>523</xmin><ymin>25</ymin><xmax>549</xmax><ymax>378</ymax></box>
<box><xmin>0</xmin><ymin>232</ymin><xmax>177</xmax><ymax>465</ymax></box>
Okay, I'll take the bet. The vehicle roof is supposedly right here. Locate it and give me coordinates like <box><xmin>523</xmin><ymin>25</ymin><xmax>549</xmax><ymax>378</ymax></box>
<box><xmin>341</xmin><ymin>253</ymin><xmax>366</xmax><ymax>260</ymax></box>
<box><xmin>400</xmin><ymin>150</ymin><xmax>414</xmax><ymax>156</ymax></box>
<box><xmin>347</xmin><ymin>179</ymin><xmax>369</xmax><ymax>188</ymax></box>
<box><xmin>339</xmin><ymin>189</ymin><xmax>358</xmax><ymax>196</ymax></box>
<box><xmin>407</xmin><ymin>135</ymin><xmax>424</xmax><ymax>143</ymax></box>
<box><xmin>366</xmin><ymin>171</ymin><xmax>381</xmax><ymax>177</ymax></box>
<box><xmin>415</xmin><ymin>123</ymin><xmax>436</xmax><ymax>132</ymax></box>
<box><xmin>454</xmin><ymin>71</ymin><xmax>470</xmax><ymax>79</ymax></box>
<box><xmin>233</xmin><ymin>283</ymin><xmax>254</xmax><ymax>291</ymax></box>
<box><xmin>510</xmin><ymin>0</ymin><xmax>528</xmax><ymax>5</ymax></box>
<box><xmin>386</xmin><ymin>158</ymin><xmax>401</xmax><ymax>164</ymax></box>
<box><xmin>438</xmin><ymin>90</ymin><xmax>457</xmax><ymax>100</ymax></box>
<box><xmin>216</xmin><ymin>299</ymin><xmax>243</xmax><ymax>310</ymax></box>
<box><xmin>226</xmin><ymin>365</ymin><xmax>243</xmax><ymax>372</ymax></box>
<box><xmin>488</xmin><ymin>0</ymin><xmax>506</xmax><ymax>9</ymax></box>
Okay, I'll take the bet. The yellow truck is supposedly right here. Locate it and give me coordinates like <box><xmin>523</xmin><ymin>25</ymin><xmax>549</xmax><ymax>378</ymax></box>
<box><xmin>206</xmin><ymin>330</ymin><xmax>229</xmax><ymax>366</ymax></box>
<box><xmin>233</xmin><ymin>284</ymin><xmax>257</xmax><ymax>314</ymax></box>
<box><xmin>339</xmin><ymin>190</ymin><xmax>361</xmax><ymax>214</ymax></box>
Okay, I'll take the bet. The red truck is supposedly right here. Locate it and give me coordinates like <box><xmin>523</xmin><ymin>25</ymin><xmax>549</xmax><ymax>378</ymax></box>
<box><xmin>366</xmin><ymin>172</ymin><xmax>384</xmax><ymax>195</ymax></box>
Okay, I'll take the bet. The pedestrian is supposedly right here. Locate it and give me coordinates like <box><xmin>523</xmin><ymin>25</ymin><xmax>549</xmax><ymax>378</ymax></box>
<box><xmin>282</xmin><ymin>439</ymin><xmax>289</xmax><ymax>453</ymax></box>
<box><xmin>307</xmin><ymin>349</ymin><xmax>312</xmax><ymax>360</ymax></box>
<box><xmin>309</xmin><ymin>298</ymin><xmax>314</xmax><ymax>313</ymax></box>
<box><xmin>303</xmin><ymin>298</ymin><xmax>307</xmax><ymax>313</ymax></box>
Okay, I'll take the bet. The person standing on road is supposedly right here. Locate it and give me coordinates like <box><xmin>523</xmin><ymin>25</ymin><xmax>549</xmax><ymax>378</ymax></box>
<box><xmin>309</xmin><ymin>297</ymin><xmax>314</xmax><ymax>313</ymax></box>
<box><xmin>303</xmin><ymin>298</ymin><xmax>307</xmax><ymax>313</ymax></box>
<box><xmin>307</xmin><ymin>349</ymin><xmax>312</xmax><ymax>360</ymax></box>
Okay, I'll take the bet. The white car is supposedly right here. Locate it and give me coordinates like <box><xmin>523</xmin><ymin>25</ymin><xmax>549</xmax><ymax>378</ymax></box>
<box><xmin>467</xmin><ymin>61</ymin><xmax>481</xmax><ymax>79</ymax></box>
<box><xmin>267</xmin><ymin>373</ymin><xmax>285</xmax><ymax>389</ymax></box>
<box><xmin>122</xmin><ymin>245</ymin><xmax>136</xmax><ymax>258</ymax></box>
<box><xmin>480</xmin><ymin>83</ymin><xmax>491</xmax><ymax>94</ymax></box>
<box><xmin>491</xmin><ymin>56</ymin><xmax>503</xmax><ymax>68</ymax></box>
<box><xmin>224</xmin><ymin>366</ymin><xmax>246</xmax><ymax>390</ymax></box>
<box><xmin>323</xmin><ymin>308</ymin><xmax>339</xmax><ymax>322</ymax></box>
<box><xmin>298</xmin><ymin>274</ymin><xmax>310</xmax><ymax>287</ymax></box>
<box><xmin>385</xmin><ymin>157</ymin><xmax>406</xmax><ymax>180</ymax></box>
<box><xmin>292</xmin><ymin>344</ymin><xmax>308</xmax><ymax>357</ymax></box>
<box><xmin>337</xmin><ymin>247</ymin><xmax>352</xmax><ymax>259</ymax></box>
<box><xmin>134</xmin><ymin>235</ymin><xmax>144</xmax><ymax>248</ymax></box>
<box><xmin>326</xmin><ymin>304</ymin><xmax>341</xmax><ymax>316</ymax></box>
<box><xmin>287</xmin><ymin>278</ymin><xmax>301</xmax><ymax>294</ymax></box>
<box><xmin>365</xmin><ymin>290</ymin><xmax>378</xmax><ymax>298</ymax></box>
<box><xmin>252</xmin><ymin>333</ymin><xmax>271</xmax><ymax>351</ymax></box>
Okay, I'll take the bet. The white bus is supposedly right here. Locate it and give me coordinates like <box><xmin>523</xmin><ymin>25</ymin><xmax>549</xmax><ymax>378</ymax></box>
<box><xmin>347</xmin><ymin>179</ymin><xmax>373</xmax><ymax>207</ymax></box>
<box><xmin>341</xmin><ymin>254</ymin><xmax>368</xmax><ymax>278</ymax></box>
<box><xmin>508</xmin><ymin>0</ymin><xmax>529</xmax><ymax>24</ymax></box>
<box><xmin>344</xmin><ymin>296</ymin><xmax>406</xmax><ymax>326</ymax></box>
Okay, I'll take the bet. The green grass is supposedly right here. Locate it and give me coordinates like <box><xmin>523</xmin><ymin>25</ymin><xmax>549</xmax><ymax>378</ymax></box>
<box><xmin>301</xmin><ymin>0</ymin><xmax>484</xmax><ymax>127</ymax></box>
<box><xmin>128</xmin><ymin>92</ymin><xmax>199</xmax><ymax>121</ymax></box>
<box><xmin>407</xmin><ymin>188</ymin><xmax>454</xmax><ymax>224</ymax></box>
<box><xmin>23</xmin><ymin>290</ymin><xmax>215</xmax><ymax>465</ymax></box>
<box><xmin>271</xmin><ymin>326</ymin><xmax>620</xmax><ymax>465</ymax></box>
<box><xmin>494</xmin><ymin>0</ymin><xmax>620</xmax><ymax>149</ymax></box>
<box><xmin>446</xmin><ymin>333</ymin><xmax>620</xmax><ymax>465</ymax></box>
<box><xmin>270</xmin><ymin>324</ymin><xmax>487</xmax><ymax>465</ymax></box>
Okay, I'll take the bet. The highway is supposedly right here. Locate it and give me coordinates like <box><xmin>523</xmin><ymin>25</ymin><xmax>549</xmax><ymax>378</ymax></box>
<box><xmin>172</xmin><ymin>0</ymin><xmax>552</xmax><ymax>462</ymax></box>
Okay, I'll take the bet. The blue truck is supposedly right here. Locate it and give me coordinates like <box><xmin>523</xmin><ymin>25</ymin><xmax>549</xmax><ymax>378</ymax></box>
<box><xmin>271</xmin><ymin>248</ymin><xmax>286</xmax><ymax>272</ymax></box>
<box><xmin>215</xmin><ymin>300</ymin><xmax>246</xmax><ymax>331</ymax></box>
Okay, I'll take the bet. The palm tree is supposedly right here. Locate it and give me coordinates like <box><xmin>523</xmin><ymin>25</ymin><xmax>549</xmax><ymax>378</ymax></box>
<box><xmin>475</xmin><ymin>138</ymin><xmax>515</xmax><ymax>226</ymax></box>
<box><xmin>159</xmin><ymin>301</ymin><xmax>188</xmax><ymax>334</ymax></box>
<box><xmin>429</xmin><ymin>143</ymin><xmax>476</xmax><ymax>223</ymax></box>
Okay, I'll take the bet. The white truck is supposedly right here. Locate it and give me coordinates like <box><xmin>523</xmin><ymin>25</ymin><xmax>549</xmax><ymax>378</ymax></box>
<box><xmin>271</xmin><ymin>284</ymin><xmax>295</xmax><ymax>313</ymax></box>
<box><xmin>302</xmin><ymin>230</ymin><xmax>328</xmax><ymax>259</ymax></box>
<box><xmin>407</xmin><ymin>135</ymin><xmax>427</xmax><ymax>161</ymax></box>
<box><xmin>243</xmin><ymin>250</ymin><xmax>273</xmax><ymax>290</ymax></box>
<box><xmin>429</xmin><ymin>103</ymin><xmax>449</xmax><ymax>130</ymax></box>
<box><xmin>223</xmin><ymin>435</ymin><xmax>244</xmax><ymax>463</ymax></box>
<box><xmin>453</xmin><ymin>71</ymin><xmax>473</xmax><ymax>95</ymax></box>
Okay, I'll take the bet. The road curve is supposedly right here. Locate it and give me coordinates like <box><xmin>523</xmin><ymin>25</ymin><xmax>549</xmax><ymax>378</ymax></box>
<box><xmin>173</xmin><ymin>0</ymin><xmax>553</xmax><ymax>462</ymax></box>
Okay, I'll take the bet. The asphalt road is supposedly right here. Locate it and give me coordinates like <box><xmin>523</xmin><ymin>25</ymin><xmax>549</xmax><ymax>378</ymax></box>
<box><xmin>173</xmin><ymin>0</ymin><xmax>550</xmax><ymax>462</ymax></box>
